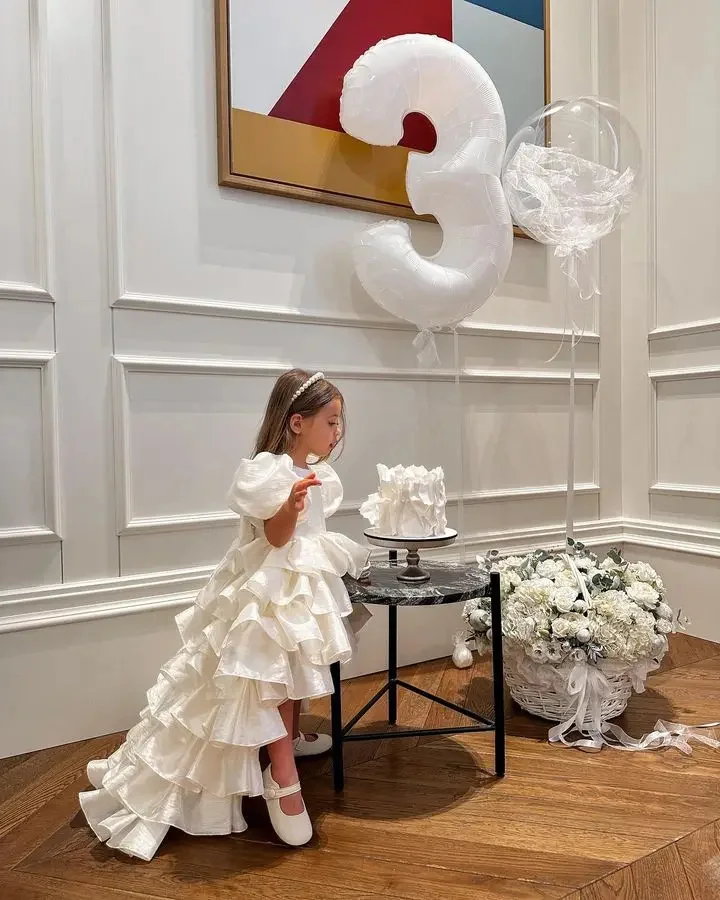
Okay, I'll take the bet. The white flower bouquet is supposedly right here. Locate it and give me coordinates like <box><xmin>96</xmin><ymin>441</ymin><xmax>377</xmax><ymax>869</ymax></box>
<box><xmin>462</xmin><ymin>543</ymin><xmax>683</xmax><ymax>737</ymax></box>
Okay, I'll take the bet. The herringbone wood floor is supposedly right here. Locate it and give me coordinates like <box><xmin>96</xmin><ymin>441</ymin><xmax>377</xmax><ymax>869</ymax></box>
<box><xmin>1</xmin><ymin>633</ymin><xmax>720</xmax><ymax>899</ymax></box>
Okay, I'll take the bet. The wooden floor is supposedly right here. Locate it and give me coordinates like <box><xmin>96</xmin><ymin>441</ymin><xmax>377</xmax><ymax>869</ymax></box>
<box><xmin>2</xmin><ymin>634</ymin><xmax>720</xmax><ymax>899</ymax></box>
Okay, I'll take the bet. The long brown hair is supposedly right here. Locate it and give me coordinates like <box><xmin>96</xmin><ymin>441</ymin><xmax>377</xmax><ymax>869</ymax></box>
<box><xmin>253</xmin><ymin>369</ymin><xmax>345</xmax><ymax>460</ymax></box>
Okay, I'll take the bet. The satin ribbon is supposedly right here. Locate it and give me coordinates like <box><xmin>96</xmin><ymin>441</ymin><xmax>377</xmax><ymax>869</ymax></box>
<box><xmin>545</xmin><ymin>656</ymin><xmax>720</xmax><ymax>754</ymax></box>
<box><xmin>555</xmin><ymin>245</ymin><xmax>599</xmax><ymax>303</ymax></box>
<box><xmin>550</xmin><ymin>246</ymin><xmax>598</xmax><ymax>544</ymax></box>
<box><xmin>562</xmin><ymin>553</ymin><xmax>592</xmax><ymax>605</ymax></box>
<box><xmin>413</xmin><ymin>328</ymin><xmax>440</xmax><ymax>367</ymax></box>
<box><xmin>452</xmin><ymin>328</ymin><xmax>466</xmax><ymax>563</ymax></box>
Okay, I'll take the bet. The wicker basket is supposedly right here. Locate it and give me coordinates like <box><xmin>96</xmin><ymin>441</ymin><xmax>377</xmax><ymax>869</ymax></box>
<box><xmin>504</xmin><ymin>663</ymin><xmax>632</xmax><ymax>726</ymax></box>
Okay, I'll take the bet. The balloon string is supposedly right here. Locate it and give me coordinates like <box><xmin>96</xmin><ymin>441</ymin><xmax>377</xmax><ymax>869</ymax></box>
<box><xmin>566</xmin><ymin>274</ymin><xmax>577</xmax><ymax>548</ymax></box>
<box><xmin>453</xmin><ymin>328</ymin><xmax>466</xmax><ymax>563</ymax></box>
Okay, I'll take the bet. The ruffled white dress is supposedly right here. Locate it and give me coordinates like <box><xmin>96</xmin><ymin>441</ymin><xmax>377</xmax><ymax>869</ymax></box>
<box><xmin>79</xmin><ymin>453</ymin><xmax>369</xmax><ymax>861</ymax></box>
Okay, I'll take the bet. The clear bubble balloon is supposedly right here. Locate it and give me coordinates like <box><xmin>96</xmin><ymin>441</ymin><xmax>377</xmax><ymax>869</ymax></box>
<box><xmin>501</xmin><ymin>97</ymin><xmax>642</xmax><ymax>251</ymax></box>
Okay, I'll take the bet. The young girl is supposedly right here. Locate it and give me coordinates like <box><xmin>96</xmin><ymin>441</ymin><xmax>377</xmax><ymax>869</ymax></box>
<box><xmin>79</xmin><ymin>370</ymin><xmax>370</xmax><ymax>858</ymax></box>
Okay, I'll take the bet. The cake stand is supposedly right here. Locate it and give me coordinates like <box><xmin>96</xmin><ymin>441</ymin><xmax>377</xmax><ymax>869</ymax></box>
<box><xmin>364</xmin><ymin>528</ymin><xmax>458</xmax><ymax>583</ymax></box>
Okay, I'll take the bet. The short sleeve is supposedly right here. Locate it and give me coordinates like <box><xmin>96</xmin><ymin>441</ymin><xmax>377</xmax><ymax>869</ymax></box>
<box><xmin>227</xmin><ymin>453</ymin><xmax>298</xmax><ymax>521</ymax></box>
<box><xmin>312</xmin><ymin>461</ymin><xmax>344</xmax><ymax>518</ymax></box>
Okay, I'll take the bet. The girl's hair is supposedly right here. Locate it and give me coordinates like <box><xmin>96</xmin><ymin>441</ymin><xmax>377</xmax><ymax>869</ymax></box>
<box><xmin>253</xmin><ymin>369</ymin><xmax>345</xmax><ymax>460</ymax></box>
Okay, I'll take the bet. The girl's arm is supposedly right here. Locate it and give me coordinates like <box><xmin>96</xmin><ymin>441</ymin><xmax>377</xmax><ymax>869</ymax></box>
<box><xmin>264</xmin><ymin>474</ymin><xmax>321</xmax><ymax>548</ymax></box>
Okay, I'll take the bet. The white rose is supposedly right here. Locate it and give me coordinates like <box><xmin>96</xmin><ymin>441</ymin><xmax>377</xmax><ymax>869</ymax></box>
<box><xmin>634</xmin><ymin>609</ymin><xmax>655</xmax><ymax>629</ymax></box>
<box><xmin>516</xmin><ymin>579</ymin><xmax>554</xmax><ymax>605</ymax></box>
<box><xmin>536</xmin><ymin>559</ymin><xmax>566</xmax><ymax>579</ymax></box>
<box><xmin>656</xmin><ymin>602</ymin><xmax>673</xmax><ymax>620</ymax></box>
<box><xmin>627</xmin><ymin>561</ymin><xmax>659</xmax><ymax>584</ymax></box>
<box><xmin>573</xmin><ymin>598</ymin><xmax>589</xmax><ymax>613</ymax></box>
<box><xmin>503</xmin><ymin>556</ymin><xmax>525</xmax><ymax>568</ymax></box>
<box><xmin>576</xmin><ymin>628</ymin><xmax>592</xmax><ymax>644</ymax></box>
<box><xmin>626</xmin><ymin>582</ymin><xmax>660</xmax><ymax>608</ymax></box>
<box><xmin>656</xmin><ymin>619</ymin><xmax>673</xmax><ymax>634</ymax></box>
<box><xmin>551</xmin><ymin>617</ymin><xmax>574</xmax><ymax>639</ymax></box>
<box><xmin>554</xmin><ymin>569</ymin><xmax>581</xmax><ymax>589</ymax></box>
<box><xmin>600</xmin><ymin>557</ymin><xmax>618</xmax><ymax>571</ymax></box>
<box><xmin>553</xmin><ymin>586</ymin><xmax>578</xmax><ymax>613</ymax></box>
<box><xmin>574</xmin><ymin>556</ymin><xmax>594</xmax><ymax>571</ymax></box>
<box><xmin>468</xmin><ymin>609</ymin><xmax>490</xmax><ymax>632</ymax></box>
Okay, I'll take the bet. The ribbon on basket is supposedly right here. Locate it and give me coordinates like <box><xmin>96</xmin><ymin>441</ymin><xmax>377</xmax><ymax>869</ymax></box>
<box><xmin>504</xmin><ymin>644</ymin><xmax>720</xmax><ymax>755</ymax></box>
<box><xmin>546</xmin><ymin>656</ymin><xmax>720</xmax><ymax>754</ymax></box>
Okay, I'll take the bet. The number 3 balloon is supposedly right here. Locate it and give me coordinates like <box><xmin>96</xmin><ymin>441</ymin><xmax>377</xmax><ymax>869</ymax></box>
<box><xmin>340</xmin><ymin>34</ymin><xmax>513</xmax><ymax>355</ymax></box>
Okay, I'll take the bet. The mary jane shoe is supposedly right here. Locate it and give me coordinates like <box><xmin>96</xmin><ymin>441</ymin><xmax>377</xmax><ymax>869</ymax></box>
<box><xmin>262</xmin><ymin>765</ymin><xmax>313</xmax><ymax>847</ymax></box>
<box><xmin>293</xmin><ymin>731</ymin><xmax>332</xmax><ymax>758</ymax></box>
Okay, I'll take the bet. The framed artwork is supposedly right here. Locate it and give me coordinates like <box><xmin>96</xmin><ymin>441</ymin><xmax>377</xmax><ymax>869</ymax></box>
<box><xmin>216</xmin><ymin>1</ymin><xmax>550</xmax><ymax>221</ymax></box>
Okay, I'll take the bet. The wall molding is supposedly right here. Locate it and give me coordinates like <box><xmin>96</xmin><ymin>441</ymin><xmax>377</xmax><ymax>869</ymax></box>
<box><xmin>113</xmin><ymin>291</ymin><xmax>601</xmax><ymax>344</ymax></box>
<box><xmin>650</xmin><ymin>483</ymin><xmax>720</xmax><ymax>500</ymax></box>
<box><xmin>0</xmin><ymin>516</ymin><xmax>622</xmax><ymax>634</ymax></box>
<box><xmin>28</xmin><ymin>0</ymin><xmax>54</xmax><ymax>300</ymax></box>
<box><xmin>4</xmin><ymin>513</ymin><xmax>720</xmax><ymax>633</ymax></box>
<box><xmin>647</xmin><ymin>0</ymin><xmax>658</xmax><ymax>335</ymax></box>
<box><xmin>100</xmin><ymin>0</ymin><xmax>123</xmax><ymax>306</ymax></box>
<box><xmin>648</xmin><ymin>366</ymin><xmax>720</xmax><ymax>491</ymax></box>
<box><xmin>650</xmin><ymin>365</ymin><xmax>720</xmax><ymax>383</ymax></box>
<box><xmin>0</xmin><ymin>352</ymin><xmax>61</xmax><ymax>544</ymax></box>
<box><xmin>0</xmin><ymin>281</ymin><xmax>53</xmax><ymax>303</ymax></box>
<box><xmin>111</xmin><ymin>354</ymin><xmax>599</xmax><ymax>534</ymax></box>
<box><xmin>114</xmin><ymin>353</ymin><xmax>600</xmax><ymax>384</ymax></box>
<box><xmin>649</xmin><ymin>317</ymin><xmax>720</xmax><ymax>342</ymax></box>
<box><xmin>0</xmin><ymin>566</ymin><xmax>208</xmax><ymax>634</ymax></box>
<box><xmin>624</xmin><ymin>518</ymin><xmax>720</xmax><ymax>560</ymax></box>
<box><xmin>120</xmin><ymin>483</ymin><xmax>602</xmax><ymax>537</ymax></box>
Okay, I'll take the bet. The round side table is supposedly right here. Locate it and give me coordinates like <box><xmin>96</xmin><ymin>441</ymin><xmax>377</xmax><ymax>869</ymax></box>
<box><xmin>330</xmin><ymin>562</ymin><xmax>504</xmax><ymax>792</ymax></box>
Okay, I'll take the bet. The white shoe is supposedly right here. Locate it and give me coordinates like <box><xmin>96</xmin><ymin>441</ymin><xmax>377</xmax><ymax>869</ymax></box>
<box><xmin>294</xmin><ymin>731</ymin><xmax>332</xmax><ymax>758</ymax></box>
<box><xmin>262</xmin><ymin>765</ymin><xmax>313</xmax><ymax>847</ymax></box>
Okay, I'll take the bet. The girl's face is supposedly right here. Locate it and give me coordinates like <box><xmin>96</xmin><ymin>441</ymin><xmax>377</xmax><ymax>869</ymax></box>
<box><xmin>292</xmin><ymin>397</ymin><xmax>343</xmax><ymax>459</ymax></box>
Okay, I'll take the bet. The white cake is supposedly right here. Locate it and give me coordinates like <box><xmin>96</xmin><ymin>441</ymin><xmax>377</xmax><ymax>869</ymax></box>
<box><xmin>360</xmin><ymin>464</ymin><xmax>448</xmax><ymax>538</ymax></box>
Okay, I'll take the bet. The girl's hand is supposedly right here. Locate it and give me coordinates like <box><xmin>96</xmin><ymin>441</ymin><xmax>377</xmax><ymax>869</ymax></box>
<box><xmin>287</xmin><ymin>474</ymin><xmax>321</xmax><ymax>512</ymax></box>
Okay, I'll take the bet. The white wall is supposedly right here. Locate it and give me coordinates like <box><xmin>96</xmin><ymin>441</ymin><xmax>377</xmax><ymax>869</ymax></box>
<box><xmin>0</xmin><ymin>0</ymin><xmax>618</xmax><ymax>758</ymax></box>
<box><xmin>619</xmin><ymin>0</ymin><xmax>720</xmax><ymax>634</ymax></box>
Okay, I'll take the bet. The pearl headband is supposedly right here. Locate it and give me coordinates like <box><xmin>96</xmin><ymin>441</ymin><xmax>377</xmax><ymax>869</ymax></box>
<box><xmin>290</xmin><ymin>371</ymin><xmax>324</xmax><ymax>405</ymax></box>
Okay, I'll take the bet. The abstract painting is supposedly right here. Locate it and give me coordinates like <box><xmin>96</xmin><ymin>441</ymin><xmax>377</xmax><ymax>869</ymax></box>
<box><xmin>216</xmin><ymin>0</ymin><xmax>548</xmax><ymax>218</ymax></box>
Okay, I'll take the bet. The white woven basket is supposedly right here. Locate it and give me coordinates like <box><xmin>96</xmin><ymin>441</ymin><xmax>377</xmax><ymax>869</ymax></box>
<box><xmin>505</xmin><ymin>662</ymin><xmax>632</xmax><ymax>726</ymax></box>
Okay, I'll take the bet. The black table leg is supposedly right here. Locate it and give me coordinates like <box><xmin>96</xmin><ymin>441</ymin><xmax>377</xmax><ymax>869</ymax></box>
<box><xmin>490</xmin><ymin>571</ymin><xmax>505</xmax><ymax>777</ymax></box>
<box><xmin>388</xmin><ymin>604</ymin><xmax>398</xmax><ymax>725</ymax></box>
<box><xmin>330</xmin><ymin>661</ymin><xmax>344</xmax><ymax>791</ymax></box>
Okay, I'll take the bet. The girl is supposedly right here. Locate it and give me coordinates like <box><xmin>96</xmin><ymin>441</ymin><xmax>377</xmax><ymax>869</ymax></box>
<box><xmin>80</xmin><ymin>370</ymin><xmax>370</xmax><ymax>858</ymax></box>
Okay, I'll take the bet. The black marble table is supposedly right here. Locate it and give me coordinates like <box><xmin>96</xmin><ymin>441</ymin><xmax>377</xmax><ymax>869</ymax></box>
<box><xmin>330</xmin><ymin>560</ymin><xmax>504</xmax><ymax>792</ymax></box>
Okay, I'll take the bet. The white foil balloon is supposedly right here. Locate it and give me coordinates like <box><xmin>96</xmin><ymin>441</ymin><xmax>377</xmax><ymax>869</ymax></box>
<box><xmin>340</xmin><ymin>35</ymin><xmax>513</xmax><ymax>350</ymax></box>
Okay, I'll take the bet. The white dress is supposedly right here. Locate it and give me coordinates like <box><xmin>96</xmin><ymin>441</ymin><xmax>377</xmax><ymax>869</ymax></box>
<box><xmin>79</xmin><ymin>453</ymin><xmax>369</xmax><ymax>861</ymax></box>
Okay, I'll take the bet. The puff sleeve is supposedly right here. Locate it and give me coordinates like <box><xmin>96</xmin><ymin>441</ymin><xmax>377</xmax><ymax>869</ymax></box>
<box><xmin>227</xmin><ymin>453</ymin><xmax>298</xmax><ymax>521</ymax></box>
<box><xmin>312</xmin><ymin>461</ymin><xmax>344</xmax><ymax>518</ymax></box>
